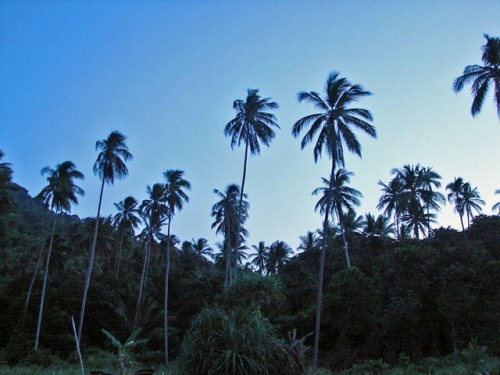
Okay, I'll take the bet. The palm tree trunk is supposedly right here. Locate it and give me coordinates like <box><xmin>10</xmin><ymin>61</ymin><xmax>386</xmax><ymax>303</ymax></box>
<box><xmin>164</xmin><ymin>216</ymin><xmax>172</xmax><ymax>364</ymax></box>
<box><xmin>78</xmin><ymin>178</ymin><xmax>105</xmax><ymax>342</ymax></box>
<box><xmin>459</xmin><ymin>211</ymin><xmax>465</xmax><ymax>232</ymax></box>
<box><xmin>25</xmin><ymin>243</ymin><xmax>46</xmax><ymax>314</ymax></box>
<box><xmin>134</xmin><ymin>229</ymin><xmax>152</xmax><ymax>327</ymax></box>
<box><xmin>34</xmin><ymin>213</ymin><xmax>58</xmax><ymax>350</ymax></box>
<box><xmin>312</xmin><ymin>162</ymin><xmax>335</xmax><ymax>368</ymax></box>
<box><xmin>337</xmin><ymin>206</ymin><xmax>351</xmax><ymax>268</ymax></box>
<box><xmin>232</xmin><ymin>138</ymin><xmax>249</xmax><ymax>283</ymax></box>
<box><xmin>224</xmin><ymin>220</ymin><xmax>231</xmax><ymax>287</ymax></box>
<box><xmin>115</xmin><ymin>231</ymin><xmax>124</xmax><ymax>277</ymax></box>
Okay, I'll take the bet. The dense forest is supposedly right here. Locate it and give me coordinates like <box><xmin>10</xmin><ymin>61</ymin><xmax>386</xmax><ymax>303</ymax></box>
<box><xmin>0</xmin><ymin>34</ymin><xmax>499</xmax><ymax>375</ymax></box>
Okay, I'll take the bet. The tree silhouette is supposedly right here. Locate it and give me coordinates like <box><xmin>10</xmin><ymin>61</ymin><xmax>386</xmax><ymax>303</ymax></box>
<box><xmin>224</xmin><ymin>89</ymin><xmax>279</xmax><ymax>282</ymax></box>
<box><xmin>250</xmin><ymin>241</ymin><xmax>269</xmax><ymax>275</ymax></box>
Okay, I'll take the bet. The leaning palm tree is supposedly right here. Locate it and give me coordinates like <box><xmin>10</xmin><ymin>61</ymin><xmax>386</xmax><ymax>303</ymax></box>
<box><xmin>78</xmin><ymin>131</ymin><xmax>132</xmax><ymax>342</ymax></box>
<box><xmin>35</xmin><ymin>161</ymin><xmax>84</xmax><ymax>350</ymax></box>
<box><xmin>163</xmin><ymin>169</ymin><xmax>190</xmax><ymax>364</ymax></box>
<box><xmin>493</xmin><ymin>189</ymin><xmax>500</xmax><ymax>215</ymax></box>
<box><xmin>446</xmin><ymin>177</ymin><xmax>468</xmax><ymax>231</ymax></box>
<box><xmin>312</xmin><ymin>169</ymin><xmax>362</xmax><ymax>268</ymax></box>
<box><xmin>224</xmin><ymin>89</ymin><xmax>279</xmax><ymax>282</ymax></box>
<box><xmin>292</xmin><ymin>71</ymin><xmax>376</xmax><ymax>367</ymax></box>
<box><xmin>453</xmin><ymin>34</ymin><xmax>500</xmax><ymax>120</ymax></box>
<box><xmin>211</xmin><ymin>184</ymin><xmax>249</xmax><ymax>286</ymax></box>
<box><xmin>250</xmin><ymin>241</ymin><xmax>269</xmax><ymax>275</ymax></box>
<box><xmin>112</xmin><ymin>196</ymin><xmax>141</xmax><ymax>277</ymax></box>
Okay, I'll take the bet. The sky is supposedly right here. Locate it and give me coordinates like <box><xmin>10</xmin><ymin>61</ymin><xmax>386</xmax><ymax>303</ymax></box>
<box><xmin>1</xmin><ymin>0</ymin><xmax>499</xmax><ymax>253</ymax></box>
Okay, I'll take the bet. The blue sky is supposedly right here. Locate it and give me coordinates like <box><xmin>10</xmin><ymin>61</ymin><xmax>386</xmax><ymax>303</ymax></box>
<box><xmin>1</xmin><ymin>0</ymin><xmax>499</xmax><ymax>252</ymax></box>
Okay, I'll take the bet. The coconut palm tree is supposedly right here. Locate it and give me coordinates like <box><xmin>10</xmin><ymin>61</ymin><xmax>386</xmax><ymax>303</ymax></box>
<box><xmin>35</xmin><ymin>161</ymin><xmax>84</xmax><ymax>350</ymax></box>
<box><xmin>462</xmin><ymin>183</ymin><xmax>485</xmax><ymax>227</ymax></box>
<box><xmin>363</xmin><ymin>213</ymin><xmax>394</xmax><ymax>238</ymax></box>
<box><xmin>224</xmin><ymin>89</ymin><xmax>279</xmax><ymax>282</ymax></box>
<box><xmin>453</xmin><ymin>34</ymin><xmax>500</xmax><ymax>120</ymax></box>
<box><xmin>112</xmin><ymin>196</ymin><xmax>141</xmax><ymax>277</ymax></box>
<box><xmin>420</xmin><ymin>167</ymin><xmax>445</xmax><ymax>236</ymax></box>
<box><xmin>78</xmin><ymin>131</ymin><xmax>132</xmax><ymax>342</ymax></box>
<box><xmin>250</xmin><ymin>241</ymin><xmax>269</xmax><ymax>275</ymax></box>
<box><xmin>211</xmin><ymin>184</ymin><xmax>249</xmax><ymax>286</ymax></box>
<box><xmin>163</xmin><ymin>169</ymin><xmax>190</xmax><ymax>364</ymax></box>
<box><xmin>493</xmin><ymin>189</ymin><xmax>500</xmax><ymax>215</ymax></box>
<box><xmin>191</xmin><ymin>238</ymin><xmax>213</xmax><ymax>267</ymax></box>
<box><xmin>312</xmin><ymin>169</ymin><xmax>362</xmax><ymax>268</ymax></box>
<box><xmin>292</xmin><ymin>71</ymin><xmax>376</xmax><ymax>367</ymax></box>
<box><xmin>298</xmin><ymin>231</ymin><xmax>318</xmax><ymax>253</ymax></box>
<box><xmin>377</xmin><ymin>177</ymin><xmax>403</xmax><ymax>240</ymax></box>
<box><xmin>446</xmin><ymin>177</ymin><xmax>468</xmax><ymax>231</ymax></box>
<box><xmin>0</xmin><ymin>150</ymin><xmax>17</xmax><ymax>214</ymax></box>
<box><xmin>267</xmin><ymin>241</ymin><xmax>292</xmax><ymax>275</ymax></box>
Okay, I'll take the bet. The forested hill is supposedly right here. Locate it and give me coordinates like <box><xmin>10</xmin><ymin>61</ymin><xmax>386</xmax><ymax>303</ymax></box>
<box><xmin>0</xmin><ymin>181</ymin><xmax>499</xmax><ymax>373</ymax></box>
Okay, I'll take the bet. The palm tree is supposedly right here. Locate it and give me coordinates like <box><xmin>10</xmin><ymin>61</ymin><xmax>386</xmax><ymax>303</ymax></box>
<box><xmin>224</xmin><ymin>89</ymin><xmax>279</xmax><ymax>282</ymax></box>
<box><xmin>298</xmin><ymin>231</ymin><xmax>318</xmax><ymax>253</ymax></box>
<box><xmin>420</xmin><ymin>166</ymin><xmax>445</xmax><ymax>236</ymax></box>
<box><xmin>446</xmin><ymin>177</ymin><xmax>467</xmax><ymax>231</ymax></box>
<box><xmin>363</xmin><ymin>213</ymin><xmax>394</xmax><ymax>238</ymax></box>
<box><xmin>462</xmin><ymin>183</ymin><xmax>485</xmax><ymax>227</ymax></box>
<box><xmin>312</xmin><ymin>169</ymin><xmax>362</xmax><ymax>268</ymax></box>
<box><xmin>377</xmin><ymin>177</ymin><xmax>403</xmax><ymax>240</ymax></box>
<box><xmin>0</xmin><ymin>150</ymin><xmax>17</xmax><ymax>214</ymax></box>
<box><xmin>453</xmin><ymin>34</ymin><xmax>500</xmax><ymax>120</ymax></box>
<box><xmin>211</xmin><ymin>184</ymin><xmax>249</xmax><ymax>286</ymax></box>
<box><xmin>191</xmin><ymin>238</ymin><xmax>213</xmax><ymax>267</ymax></box>
<box><xmin>79</xmin><ymin>131</ymin><xmax>132</xmax><ymax>342</ymax></box>
<box><xmin>292</xmin><ymin>71</ymin><xmax>376</xmax><ymax>367</ymax></box>
<box><xmin>163</xmin><ymin>169</ymin><xmax>190</xmax><ymax>364</ymax></box>
<box><xmin>35</xmin><ymin>161</ymin><xmax>84</xmax><ymax>350</ymax></box>
<box><xmin>112</xmin><ymin>196</ymin><xmax>141</xmax><ymax>277</ymax></box>
<box><xmin>250</xmin><ymin>241</ymin><xmax>269</xmax><ymax>275</ymax></box>
<box><xmin>493</xmin><ymin>189</ymin><xmax>500</xmax><ymax>215</ymax></box>
<box><xmin>267</xmin><ymin>240</ymin><xmax>292</xmax><ymax>274</ymax></box>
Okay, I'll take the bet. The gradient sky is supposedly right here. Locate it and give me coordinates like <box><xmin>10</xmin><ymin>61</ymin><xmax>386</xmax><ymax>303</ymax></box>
<box><xmin>1</xmin><ymin>0</ymin><xmax>499</xmax><ymax>252</ymax></box>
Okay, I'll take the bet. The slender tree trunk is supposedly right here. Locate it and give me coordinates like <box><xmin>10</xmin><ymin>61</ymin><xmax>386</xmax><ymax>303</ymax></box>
<box><xmin>114</xmin><ymin>231</ymin><xmax>124</xmax><ymax>277</ymax></box>
<box><xmin>395</xmin><ymin>211</ymin><xmax>400</xmax><ymax>241</ymax></box>
<box><xmin>312</xmin><ymin>162</ymin><xmax>335</xmax><ymax>368</ymax></box>
<box><xmin>78</xmin><ymin>178</ymin><xmax>105</xmax><ymax>342</ymax></box>
<box><xmin>34</xmin><ymin>214</ymin><xmax>58</xmax><ymax>350</ymax></box>
<box><xmin>232</xmin><ymin>139</ymin><xmax>249</xmax><ymax>283</ymax></box>
<box><xmin>459</xmin><ymin>211</ymin><xmax>465</xmax><ymax>232</ymax></box>
<box><xmin>224</xmin><ymin>220</ymin><xmax>231</xmax><ymax>287</ymax></box>
<box><xmin>337</xmin><ymin>206</ymin><xmax>351</xmax><ymax>268</ymax></box>
<box><xmin>25</xmin><ymin>242</ymin><xmax>46</xmax><ymax>314</ymax></box>
<box><xmin>134</xmin><ymin>229</ymin><xmax>152</xmax><ymax>327</ymax></box>
<box><xmin>164</xmin><ymin>217</ymin><xmax>172</xmax><ymax>364</ymax></box>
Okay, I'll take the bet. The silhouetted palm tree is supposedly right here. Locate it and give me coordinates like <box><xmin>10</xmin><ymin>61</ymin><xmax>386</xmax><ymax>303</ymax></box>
<box><xmin>224</xmin><ymin>89</ymin><xmax>279</xmax><ymax>282</ymax></box>
<box><xmin>163</xmin><ymin>169</ymin><xmax>190</xmax><ymax>364</ymax></box>
<box><xmin>377</xmin><ymin>177</ymin><xmax>403</xmax><ymax>239</ymax></box>
<box><xmin>211</xmin><ymin>184</ymin><xmax>248</xmax><ymax>286</ymax></box>
<box><xmin>35</xmin><ymin>161</ymin><xmax>84</xmax><ymax>350</ymax></box>
<box><xmin>112</xmin><ymin>196</ymin><xmax>141</xmax><ymax>277</ymax></box>
<box><xmin>191</xmin><ymin>238</ymin><xmax>213</xmax><ymax>267</ymax></box>
<box><xmin>462</xmin><ymin>183</ymin><xmax>485</xmax><ymax>227</ymax></box>
<box><xmin>250</xmin><ymin>241</ymin><xmax>269</xmax><ymax>275</ymax></box>
<box><xmin>420</xmin><ymin>166</ymin><xmax>445</xmax><ymax>236</ymax></box>
<box><xmin>0</xmin><ymin>150</ymin><xmax>17</xmax><ymax>214</ymax></box>
<box><xmin>312</xmin><ymin>169</ymin><xmax>362</xmax><ymax>268</ymax></box>
<box><xmin>267</xmin><ymin>241</ymin><xmax>292</xmax><ymax>275</ymax></box>
<box><xmin>298</xmin><ymin>231</ymin><xmax>318</xmax><ymax>252</ymax></box>
<box><xmin>493</xmin><ymin>189</ymin><xmax>500</xmax><ymax>215</ymax></box>
<box><xmin>292</xmin><ymin>71</ymin><xmax>376</xmax><ymax>367</ymax></box>
<box><xmin>363</xmin><ymin>213</ymin><xmax>394</xmax><ymax>238</ymax></box>
<box><xmin>79</xmin><ymin>131</ymin><xmax>132</xmax><ymax>342</ymax></box>
<box><xmin>453</xmin><ymin>34</ymin><xmax>500</xmax><ymax>120</ymax></box>
<box><xmin>446</xmin><ymin>177</ymin><xmax>467</xmax><ymax>231</ymax></box>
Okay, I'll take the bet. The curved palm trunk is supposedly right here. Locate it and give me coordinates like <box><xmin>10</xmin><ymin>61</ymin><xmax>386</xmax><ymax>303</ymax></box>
<box><xmin>34</xmin><ymin>214</ymin><xmax>58</xmax><ymax>350</ymax></box>
<box><xmin>78</xmin><ymin>178</ymin><xmax>105</xmax><ymax>342</ymax></box>
<box><xmin>312</xmin><ymin>162</ymin><xmax>335</xmax><ymax>368</ymax></box>
<box><xmin>164</xmin><ymin>216</ymin><xmax>172</xmax><ymax>364</ymax></box>
<box><xmin>114</xmin><ymin>230</ymin><xmax>124</xmax><ymax>277</ymax></box>
<box><xmin>232</xmin><ymin>139</ymin><xmax>249</xmax><ymax>283</ymax></box>
<box><xmin>135</xmin><ymin>229</ymin><xmax>152</xmax><ymax>327</ymax></box>
<box><xmin>336</xmin><ymin>205</ymin><xmax>351</xmax><ymax>268</ymax></box>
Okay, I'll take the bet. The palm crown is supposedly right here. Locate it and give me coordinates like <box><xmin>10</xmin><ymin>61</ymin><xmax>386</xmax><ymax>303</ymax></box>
<box><xmin>163</xmin><ymin>169</ymin><xmax>191</xmax><ymax>216</ymax></box>
<box><xmin>94</xmin><ymin>131</ymin><xmax>133</xmax><ymax>184</ymax></box>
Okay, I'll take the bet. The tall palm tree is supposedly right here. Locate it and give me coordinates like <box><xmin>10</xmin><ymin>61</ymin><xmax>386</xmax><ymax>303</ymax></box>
<box><xmin>0</xmin><ymin>150</ymin><xmax>17</xmax><ymax>214</ymax></box>
<box><xmin>163</xmin><ymin>169</ymin><xmax>190</xmax><ymax>364</ymax></box>
<box><xmin>312</xmin><ymin>169</ymin><xmax>362</xmax><ymax>268</ymax></box>
<box><xmin>462</xmin><ymin>183</ymin><xmax>485</xmax><ymax>227</ymax></box>
<box><xmin>112</xmin><ymin>196</ymin><xmax>141</xmax><ymax>277</ymax></box>
<box><xmin>377</xmin><ymin>177</ymin><xmax>403</xmax><ymax>239</ymax></box>
<box><xmin>446</xmin><ymin>177</ymin><xmax>467</xmax><ymax>231</ymax></box>
<box><xmin>35</xmin><ymin>161</ymin><xmax>84</xmax><ymax>350</ymax></box>
<box><xmin>267</xmin><ymin>241</ymin><xmax>292</xmax><ymax>275</ymax></box>
<box><xmin>250</xmin><ymin>241</ymin><xmax>269</xmax><ymax>275</ymax></box>
<box><xmin>453</xmin><ymin>34</ymin><xmax>500</xmax><ymax>120</ymax></box>
<box><xmin>493</xmin><ymin>189</ymin><xmax>500</xmax><ymax>215</ymax></box>
<box><xmin>224</xmin><ymin>89</ymin><xmax>279</xmax><ymax>282</ymax></box>
<box><xmin>292</xmin><ymin>71</ymin><xmax>376</xmax><ymax>367</ymax></box>
<box><xmin>79</xmin><ymin>131</ymin><xmax>132</xmax><ymax>342</ymax></box>
<box><xmin>420</xmin><ymin>166</ymin><xmax>445</xmax><ymax>236</ymax></box>
<box><xmin>211</xmin><ymin>184</ymin><xmax>249</xmax><ymax>286</ymax></box>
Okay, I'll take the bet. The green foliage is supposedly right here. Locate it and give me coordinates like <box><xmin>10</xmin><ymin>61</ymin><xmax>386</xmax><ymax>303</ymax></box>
<box><xmin>102</xmin><ymin>328</ymin><xmax>148</xmax><ymax>374</ymax></box>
